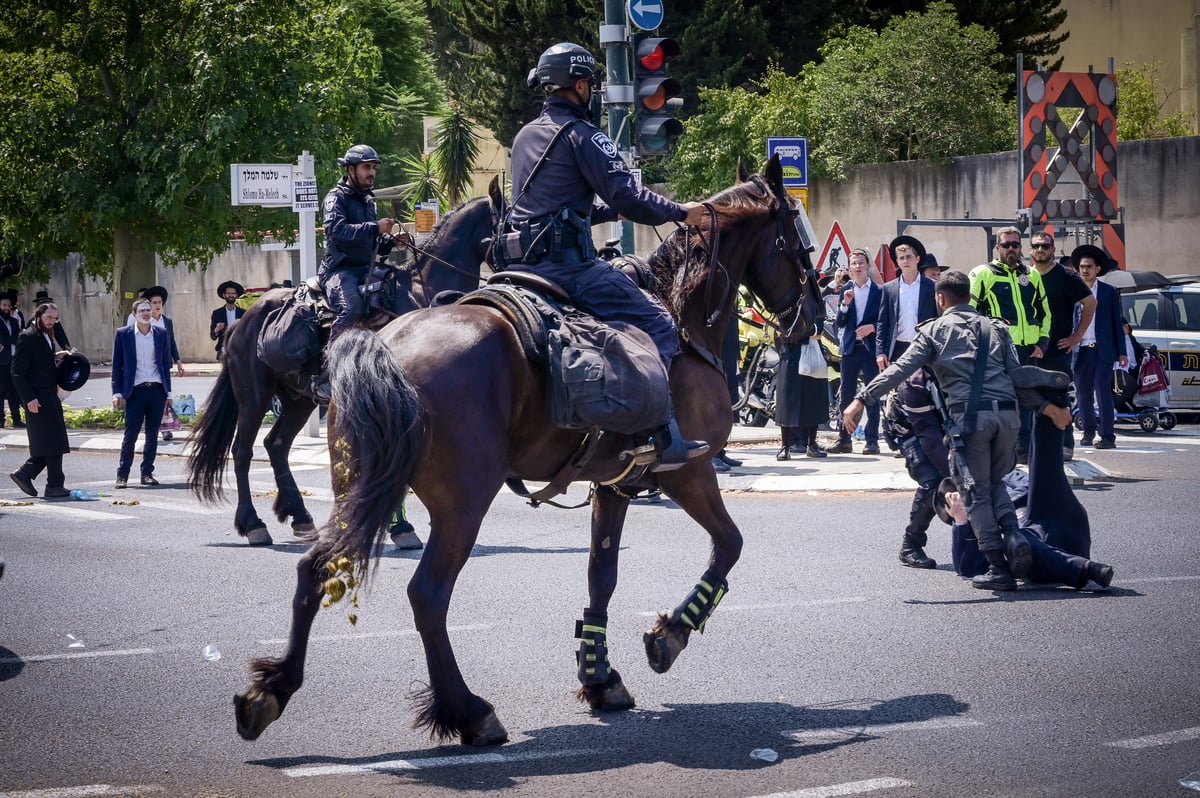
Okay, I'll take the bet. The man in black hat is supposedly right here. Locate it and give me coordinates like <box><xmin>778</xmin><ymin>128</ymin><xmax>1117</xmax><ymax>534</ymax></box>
<box><xmin>877</xmin><ymin>235</ymin><xmax>938</xmax><ymax>370</ymax></box>
<box><xmin>210</xmin><ymin>280</ymin><xmax>246</xmax><ymax>360</ymax></box>
<box><xmin>9</xmin><ymin>303</ymin><xmax>73</xmax><ymax>498</ymax></box>
<box><xmin>917</xmin><ymin>253</ymin><xmax>942</xmax><ymax>281</ymax></box>
<box><xmin>141</xmin><ymin>286</ymin><xmax>185</xmax><ymax>377</ymax></box>
<box><xmin>1072</xmin><ymin>245</ymin><xmax>1126</xmax><ymax>449</ymax></box>
<box><xmin>1</xmin><ymin>289</ymin><xmax>25</xmax><ymax>427</ymax></box>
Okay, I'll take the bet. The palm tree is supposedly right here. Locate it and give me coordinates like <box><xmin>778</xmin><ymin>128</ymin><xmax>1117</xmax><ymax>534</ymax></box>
<box><xmin>431</xmin><ymin>101</ymin><xmax>481</xmax><ymax>207</ymax></box>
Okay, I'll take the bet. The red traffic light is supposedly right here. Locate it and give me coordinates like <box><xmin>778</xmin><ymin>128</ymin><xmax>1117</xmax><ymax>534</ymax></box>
<box><xmin>635</xmin><ymin>37</ymin><xmax>680</xmax><ymax>74</ymax></box>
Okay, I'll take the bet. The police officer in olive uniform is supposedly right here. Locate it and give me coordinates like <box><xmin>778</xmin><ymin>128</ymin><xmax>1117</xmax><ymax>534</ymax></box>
<box><xmin>312</xmin><ymin>144</ymin><xmax>403</xmax><ymax>401</ymax></box>
<box><xmin>496</xmin><ymin>43</ymin><xmax>707</xmax><ymax>470</ymax></box>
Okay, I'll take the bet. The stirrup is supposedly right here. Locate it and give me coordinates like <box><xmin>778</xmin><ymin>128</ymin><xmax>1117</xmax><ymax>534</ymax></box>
<box><xmin>649</xmin><ymin>416</ymin><xmax>709</xmax><ymax>473</ymax></box>
<box><xmin>309</xmin><ymin>373</ymin><xmax>332</xmax><ymax>405</ymax></box>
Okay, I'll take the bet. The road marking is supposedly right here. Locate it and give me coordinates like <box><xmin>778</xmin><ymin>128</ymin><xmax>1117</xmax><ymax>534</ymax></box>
<box><xmin>257</xmin><ymin>623</ymin><xmax>491</xmax><ymax>646</ymax></box>
<box><xmin>0</xmin><ymin>504</ymin><xmax>136</xmax><ymax>521</ymax></box>
<box><xmin>1105</xmin><ymin>725</ymin><xmax>1200</xmax><ymax>749</ymax></box>
<box><xmin>783</xmin><ymin>716</ymin><xmax>982</xmax><ymax>745</ymax></box>
<box><xmin>120</xmin><ymin>500</ymin><xmax>211</xmax><ymax>514</ymax></box>
<box><xmin>283</xmin><ymin>747</ymin><xmax>592</xmax><ymax>778</ymax></box>
<box><xmin>1</xmin><ymin>648</ymin><xmax>158</xmax><ymax>665</ymax></box>
<box><xmin>1116</xmin><ymin>575</ymin><xmax>1200</xmax><ymax>584</ymax></box>
<box><xmin>749</xmin><ymin>778</ymin><xmax>913</xmax><ymax>797</ymax></box>
<box><xmin>637</xmin><ymin>596</ymin><xmax>866</xmax><ymax>617</ymax></box>
<box><xmin>0</xmin><ymin>784</ymin><xmax>162</xmax><ymax>797</ymax></box>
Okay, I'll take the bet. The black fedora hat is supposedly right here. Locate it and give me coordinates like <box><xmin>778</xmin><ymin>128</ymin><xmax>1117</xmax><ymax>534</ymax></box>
<box><xmin>1070</xmin><ymin>244</ymin><xmax>1112</xmax><ymax>275</ymax></box>
<box><xmin>217</xmin><ymin>280</ymin><xmax>245</xmax><ymax>299</ymax></box>
<box><xmin>917</xmin><ymin>252</ymin><xmax>941</xmax><ymax>273</ymax></box>
<box><xmin>0</xmin><ymin>289</ymin><xmax>17</xmax><ymax>304</ymax></box>
<box><xmin>932</xmin><ymin>477</ymin><xmax>960</xmax><ymax>526</ymax></box>
<box><xmin>34</xmin><ymin>288</ymin><xmax>54</xmax><ymax>305</ymax></box>
<box><xmin>57</xmin><ymin>352</ymin><xmax>91</xmax><ymax>391</ymax></box>
<box><xmin>143</xmin><ymin>285</ymin><xmax>169</xmax><ymax>303</ymax></box>
<box><xmin>888</xmin><ymin>235</ymin><xmax>926</xmax><ymax>264</ymax></box>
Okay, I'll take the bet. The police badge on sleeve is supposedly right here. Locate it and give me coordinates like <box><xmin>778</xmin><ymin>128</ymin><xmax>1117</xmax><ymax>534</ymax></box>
<box><xmin>591</xmin><ymin>132</ymin><xmax>620</xmax><ymax>159</ymax></box>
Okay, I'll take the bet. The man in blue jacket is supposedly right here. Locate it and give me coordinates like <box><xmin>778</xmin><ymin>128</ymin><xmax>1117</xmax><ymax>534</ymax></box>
<box><xmin>497</xmin><ymin>42</ymin><xmax>707</xmax><ymax>471</ymax></box>
<box><xmin>829</xmin><ymin>247</ymin><xmax>883</xmax><ymax>454</ymax></box>
<box><xmin>111</xmin><ymin>298</ymin><xmax>173</xmax><ymax>488</ymax></box>
<box><xmin>1071</xmin><ymin>245</ymin><xmax>1127</xmax><ymax>449</ymax></box>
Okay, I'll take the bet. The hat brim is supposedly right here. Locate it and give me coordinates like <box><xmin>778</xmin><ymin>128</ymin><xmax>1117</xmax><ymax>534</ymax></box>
<box><xmin>932</xmin><ymin>476</ymin><xmax>959</xmax><ymax>525</ymax></box>
<box><xmin>1070</xmin><ymin>245</ymin><xmax>1112</xmax><ymax>274</ymax></box>
<box><xmin>217</xmin><ymin>280</ymin><xmax>245</xmax><ymax>298</ymax></box>
<box><xmin>57</xmin><ymin>354</ymin><xmax>91</xmax><ymax>392</ymax></box>
<box><xmin>143</xmin><ymin>286</ymin><xmax>169</xmax><ymax>302</ymax></box>
<box><xmin>889</xmin><ymin>235</ymin><xmax>926</xmax><ymax>263</ymax></box>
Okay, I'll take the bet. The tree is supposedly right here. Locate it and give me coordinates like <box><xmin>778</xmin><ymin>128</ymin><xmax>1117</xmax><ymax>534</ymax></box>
<box><xmin>0</xmin><ymin>0</ymin><xmax>440</xmax><ymax>327</ymax></box>
<box><xmin>1116</xmin><ymin>61</ymin><xmax>1195</xmax><ymax>141</ymax></box>
<box><xmin>432</xmin><ymin>101</ymin><xmax>483</xmax><ymax>206</ymax></box>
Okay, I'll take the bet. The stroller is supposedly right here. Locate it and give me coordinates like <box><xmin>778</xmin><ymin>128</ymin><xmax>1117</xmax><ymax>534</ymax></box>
<box><xmin>1075</xmin><ymin>345</ymin><xmax>1177</xmax><ymax>433</ymax></box>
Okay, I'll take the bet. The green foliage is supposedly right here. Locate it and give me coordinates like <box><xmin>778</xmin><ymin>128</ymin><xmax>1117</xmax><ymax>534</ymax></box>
<box><xmin>62</xmin><ymin>405</ymin><xmax>129</xmax><ymax>430</ymax></box>
<box><xmin>431</xmin><ymin>101</ymin><xmax>482</xmax><ymax>206</ymax></box>
<box><xmin>395</xmin><ymin>151</ymin><xmax>447</xmax><ymax>216</ymax></box>
<box><xmin>1116</xmin><ymin>61</ymin><xmax>1195</xmax><ymax>141</ymax></box>
<box><xmin>0</xmin><ymin>0</ymin><xmax>442</xmax><ymax>271</ymax></box>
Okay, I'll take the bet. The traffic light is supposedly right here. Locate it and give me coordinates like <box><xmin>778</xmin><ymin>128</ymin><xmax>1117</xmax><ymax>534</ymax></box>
<box><xmin>633</xmin><ymin>36</ymin><xmax>684</xmax><ymax>155</ymax></box>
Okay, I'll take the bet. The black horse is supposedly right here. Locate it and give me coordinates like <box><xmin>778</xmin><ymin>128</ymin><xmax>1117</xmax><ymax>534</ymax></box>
<box><xmin>187</xmin><ymin>187</ymin><xmax>498</xmax><ymax>545</ymax></box>
<box><xmin>233</xmin><ymin>156</ymin><xmax>819</xmax><ymax>746</ymax></box>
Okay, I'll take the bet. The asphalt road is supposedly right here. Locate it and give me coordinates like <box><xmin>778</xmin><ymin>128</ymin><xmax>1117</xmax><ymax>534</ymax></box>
<box><xmin>2</xmin><ymin>432</ymin><xmax>1200</xmax><ymax>798</ymax></box>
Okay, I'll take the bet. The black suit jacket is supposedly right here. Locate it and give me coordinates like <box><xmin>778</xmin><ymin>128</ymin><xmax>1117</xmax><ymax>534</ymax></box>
<box><xmin>11</xmin><ymin>325</ymin><xmax>70</xmax><ymax>456</ymax></box>
<box><xmin>0</xmin><ymin>313</ymin><xmax>18</xmax><ymax>367</ymax></box>
<box><xmin>876</xmin><ymin>275</ymin><xmax>938</xmax><ymax>361</ymax></box>
<box><xmin>210</xmin><ymin>305</ymin><xmax>245</xmax><ymax>354</ymax></box>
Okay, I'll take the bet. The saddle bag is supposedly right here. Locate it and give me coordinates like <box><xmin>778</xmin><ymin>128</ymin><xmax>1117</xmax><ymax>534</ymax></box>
<box><xmin>257</xmin><ymin>297</ymin><xmax>321</xmax><ymax>376</ymax></box>
<box><xmin>546</xmin><ymin>314</ymin><xmax>670</xmax><ymax>434</ymax></box>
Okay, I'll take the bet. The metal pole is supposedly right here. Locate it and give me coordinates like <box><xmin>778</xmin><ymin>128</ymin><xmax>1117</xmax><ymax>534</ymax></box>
<box><xmin>601</xmin><ymin>3</ymin><xmax>635</xmax><ymax>253</ymax></box>
<box><xmin>298</xmin><ymin>150</ymin><xmax>320</xmax><ymax>438</ymax></box>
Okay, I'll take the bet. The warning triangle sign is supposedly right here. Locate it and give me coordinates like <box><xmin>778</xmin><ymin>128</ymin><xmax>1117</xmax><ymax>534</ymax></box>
<box><xmin>816</xmin><ymin>221</ymin><xmax>852</xmax><ymax>278</ymax></box>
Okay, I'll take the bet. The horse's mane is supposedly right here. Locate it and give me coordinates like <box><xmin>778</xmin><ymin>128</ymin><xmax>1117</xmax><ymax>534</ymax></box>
<box><xmin>648</xmin><ymin>175</ymin><xmax>774</xmax><ymax>315</ymax></box>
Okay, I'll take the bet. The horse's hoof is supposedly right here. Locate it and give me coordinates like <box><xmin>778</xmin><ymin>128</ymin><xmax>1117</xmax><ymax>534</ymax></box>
<box><xmin>580</xmin><ymin>680</ymin><xmax>636</xmax><ymax>711</ymax></box>
<box><xmin>234</xmin><ymin>686</ymin><xmax>282</xmax><ymax>740</ymax></box>
<box><xmin>292</xmin><ymin>519</ymin><xmax>316</xmax><ymax>533</ymax></box>
<box><xmin>643</xmin><ymin>629</ymin><xmax>684</xmax><ymax>674</ymax></box>
<box><xmin>390</xmin><ymin>530</ymin><xmax>424</xmax><ymax>550</ymax></box>
<box><xmin>460</xmin><ymin>710</ymin><xmax>508</xmax><ymax>746</ymax></box>
<box><xmin>246</xmin><ymin>527</ymin><xmax>273</xmax><ymax>546</ymax></box>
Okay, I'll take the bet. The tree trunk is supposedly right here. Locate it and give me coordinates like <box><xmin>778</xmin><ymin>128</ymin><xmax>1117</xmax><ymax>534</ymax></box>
<box><xmin>112</xmin><ymin>224</ymin><xmax>157</xmax><ymax>329</ymax></box>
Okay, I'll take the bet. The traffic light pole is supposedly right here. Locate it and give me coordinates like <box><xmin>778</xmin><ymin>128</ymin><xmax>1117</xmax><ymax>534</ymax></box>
<box><xmin>600</xmin><ymin>2</ymin><xmax>636</xmax><ymax>253</ymax></box>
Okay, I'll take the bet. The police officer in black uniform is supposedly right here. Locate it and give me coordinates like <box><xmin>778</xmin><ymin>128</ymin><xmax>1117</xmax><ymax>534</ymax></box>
<box><xmin>312</xmin><ymin>144</ymin><xmax>403</xmax><ymax>401</ymax></box>
<box><xmin>497</xmin><ymin>42</ymin><xmax>707</xmax><ymax>470</ymax></box>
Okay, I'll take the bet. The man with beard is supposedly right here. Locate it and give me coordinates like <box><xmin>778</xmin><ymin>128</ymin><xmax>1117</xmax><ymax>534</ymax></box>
<box><xmin>9</xmin><ymin>303</ymin><xmax>73</xmax><ymax>498</ymax></box>
<box><xmin>1</xmin><ymin>290</ymin><xmax>25</xmax><ymax>427</ymax></box>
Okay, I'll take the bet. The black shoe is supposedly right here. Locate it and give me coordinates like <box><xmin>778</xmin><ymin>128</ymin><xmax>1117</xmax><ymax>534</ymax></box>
<box><xmin>115</xmin><ymin>476</ymin><xmax>128</xmax><ymax>489</ymax></box>
<box><xmin>788</xmin><ymin>443</ymin><xmax>808</xmax><ymax>454</ymax></box>
<box><xmin>1096</xmin><ymin>437</ymin><xmax>1115</xmax><ymax>450</ymax></box>
<box><xmin>1086</xmin><ymin>561</ymin><xmax>1114</xmax><ymax>589</ymax></box>
<box><xmin>972</xmin><ymin>564</ymin><xmax>1017</xmax><ymax>590</ymax></box>
<box><xmin>862</xmin><ymin>443</ymin><xmax>881</xmax><ymax>455</ymax></box>
<box><xmin>900</xmin><ymin>547</ymin><xmax>937</xmax><ymax>569</ymax></box>
<box><xmin>712</xmin><ymin>456</ymin><xmax>730</xmax><ymax>472</ymax></box>
<box><xmin>10</xmin><ymin>470</ymin><xmax>37</xmax><ymax>497</ymax></box>
<box><xmin>715</xmin><ymin>451</ymin><xmax>742</xmax><ymax>467</ymax></box>
<box><xmin>1002</xmin><ymin>528</ymin><xmax>1033</xmax><ymax>579</ymax></box>
<box><xmin>650</xmin><ymin>418</ymin><xmax>709</xmax><ymax>472</ymax></box>
<box><xmin>806</xmin><ymin>445</ymin><xmax>827</xmax><ymax>458</ymax></box>
<box><xmin>1080</xmin><ymin>435</ymin><xmax>1095</xmax><ymax>447</ymax></box>
<box><xmin>140</xmin><ymin>475</ymin><xmax>160</xmax><ymax>486</ymax></box>
<box><xmin>44</xmin><ymin>486</ymin><xmax>71</xmax><ymax>499</ymax></box>
<box><xmin>775</xmin><ymin>446</ymin><xmax>790</xmax><ymax>461</ymax></box>
<box><xmin>826</xmin><ymin>441</ymin><xmax>853</xmax><ymax>454</ymax></box>
<box><xmin>1063</xmin><ymin>447</ymin><xmax>1074</xmax><ymax>462</ymax></box>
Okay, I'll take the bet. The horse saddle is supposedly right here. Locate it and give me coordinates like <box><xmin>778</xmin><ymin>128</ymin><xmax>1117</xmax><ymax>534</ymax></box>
<box><xmin>457</xmin><ymin>270</ymin><xmax>671</xmax><ymax>436</ymax></box>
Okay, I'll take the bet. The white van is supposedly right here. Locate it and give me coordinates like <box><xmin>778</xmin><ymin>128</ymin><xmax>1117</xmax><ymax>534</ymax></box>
<box><xmin>1121</xmin><ymin>284</ymin><xmax>1200</xmax><ymax>411</ymax></box>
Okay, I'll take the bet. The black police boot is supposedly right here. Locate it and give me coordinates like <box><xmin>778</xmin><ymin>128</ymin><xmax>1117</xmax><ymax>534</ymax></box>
<box><xmin>973</xmin><ymin>549</ymin><xmax>1017</xmax><ymax>591</ymax></box>
<box><xmin>650</xmin><ymin>415</ymin><xmax>709</xmax><ymax>472</ymax></box>
<box><xmin>899</xmin><ymin>531</ymin><xmax>937</xmax><ymax>569</ymax></box>
<box><xmin>998</xmin><ymin>515</ymin><xmax>1032</xmax><ymax>579</ymax></box>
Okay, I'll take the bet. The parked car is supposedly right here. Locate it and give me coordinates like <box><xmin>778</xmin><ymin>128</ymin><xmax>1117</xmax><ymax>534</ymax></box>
<box><xmin>1121</xmin><ymin>283</ymin><xmax>1200</xmax><ymax>412</ymax></box>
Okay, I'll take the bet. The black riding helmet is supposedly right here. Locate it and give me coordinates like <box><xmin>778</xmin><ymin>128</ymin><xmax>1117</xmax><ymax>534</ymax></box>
<box><xmin>528</xmin><ymin>43</ymin><xmax>600</xmax><ymax>91</ymax></box>
<box><xmin>337</xmin><ymin>144</ymin><xmax>382</xmax><ymax>168</ymax></box>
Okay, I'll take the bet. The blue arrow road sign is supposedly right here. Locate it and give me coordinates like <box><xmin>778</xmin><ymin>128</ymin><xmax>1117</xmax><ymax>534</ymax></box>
<box><xmin>767</xmin><ymin>136</ymin><xmax>808</xmax><ymax>187</ymax></box>
<box><xmin>628</xmin><ymin>0</ymin><xmax>664</xmax><ymax>31</ymax></box>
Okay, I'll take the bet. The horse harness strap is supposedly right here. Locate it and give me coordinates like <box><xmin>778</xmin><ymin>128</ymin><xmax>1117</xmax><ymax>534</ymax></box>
<box><xmin>505</xmin><ymin>431</ymin><xmax>602</xmax><ymax>509</ymax></box>
<box><xmin>457</xmin><ymin>283</ymin><xmax>553</xmax><ymax>363</ymax></box>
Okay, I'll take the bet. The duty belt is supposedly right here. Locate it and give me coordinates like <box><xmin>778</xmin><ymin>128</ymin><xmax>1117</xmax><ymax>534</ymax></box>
<box><xmin>949</xmin><ymin>398</ymin><xmax>1016</xmax><ymax>415</ymax></box>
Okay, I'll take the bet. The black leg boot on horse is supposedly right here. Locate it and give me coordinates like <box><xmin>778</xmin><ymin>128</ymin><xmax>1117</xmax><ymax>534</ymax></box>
<box><xmin>650</xmin><ymin>411</ymin><xmax>709</xmax><ymax>471</ymax></box>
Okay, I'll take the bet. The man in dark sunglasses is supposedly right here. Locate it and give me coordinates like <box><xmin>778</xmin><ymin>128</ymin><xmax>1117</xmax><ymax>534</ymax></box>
<box><xmin>969</xmin><ymin>226</ymin><xmax>1051</xmax><ymax>464</ymax></box>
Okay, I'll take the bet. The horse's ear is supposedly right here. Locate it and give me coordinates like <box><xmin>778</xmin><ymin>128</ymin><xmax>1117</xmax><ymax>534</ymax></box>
<box><xmin>488</xmin><ymin>175</ymin><xmax>506</xmax><ymax>214</ymax></box>
<box><xmin>763</xmin><ymin>153</ymin><xmax>785</xmax><ymax>199</ymax></box>
<box><xmin>736</xmin><ymin>157</ymin><xmax>750</xmax><ymax>183</ymax></box>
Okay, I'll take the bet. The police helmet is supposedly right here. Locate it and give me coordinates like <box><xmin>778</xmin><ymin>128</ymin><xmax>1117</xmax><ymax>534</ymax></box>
<box><xmin>529</xmin><ymin>43</ymin><xmax>599</xmax><ymax>91</ymax></box>
<box><xmin>337</xmin><ymin>145</ymin><xmax>382</xmax><ymax>168</ymax></box>
<box><xmin>57</xmin><ymin>352</ymin><xmax>91</xmax><ymax>392</ymax></box>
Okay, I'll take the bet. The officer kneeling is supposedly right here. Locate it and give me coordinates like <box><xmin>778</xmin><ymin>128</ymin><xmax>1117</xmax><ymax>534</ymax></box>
<box><xmin>496</xmin><ymin>43</ymin><xmax>708</xmax><ymax>470</ymax></box>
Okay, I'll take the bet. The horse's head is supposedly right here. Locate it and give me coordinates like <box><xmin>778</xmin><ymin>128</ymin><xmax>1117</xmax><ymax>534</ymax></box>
<box><xmin>409</xmin><ymin>181</ymin><xmax>502</xmax><ymax>304</ymax></box>
<box><xmin>650</xmin><ymin>154</ymin><xmax>818</xmax><ymax>336</ymax></box>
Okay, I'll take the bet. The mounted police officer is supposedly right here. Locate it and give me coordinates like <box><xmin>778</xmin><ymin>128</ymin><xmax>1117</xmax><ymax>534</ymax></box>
<box><xmin>497</xmin><ymin>42</ymin><xmax>707</xmax><ymax>471</ymax></box>
<box><xmin>312</xmin><ymin>144</ymin><xmax>403</xmax><ymax>401</ymax></box>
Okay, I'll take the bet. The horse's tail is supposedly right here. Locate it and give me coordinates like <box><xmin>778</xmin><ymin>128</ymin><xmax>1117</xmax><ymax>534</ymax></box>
<box><xmin>187</xmin><ymin>367</ymin><xmax>238</xmax><ymax>502</ymax></box>
<box><xmin>323</xmin><ymin>328</ymin><xmax>424</xmax><ymax>573</ymax></box>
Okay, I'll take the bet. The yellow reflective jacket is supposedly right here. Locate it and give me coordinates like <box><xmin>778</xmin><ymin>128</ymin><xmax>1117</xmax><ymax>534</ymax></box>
<box><xmin>968</xmin><ymin>261</ymin><xmax>1050</xmax><ymax>350</ymax></box>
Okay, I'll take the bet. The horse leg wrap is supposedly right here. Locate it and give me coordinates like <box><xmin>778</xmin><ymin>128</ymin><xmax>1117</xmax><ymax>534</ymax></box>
<box><xmin>672</xmin><ymin>571</ymin><xmax>728</xmax><ymax>634</ymax></box>
<box><xmin>574</xmin><ymin>611</ymin><xmax>611</xmax><ymax>686</ymax></box>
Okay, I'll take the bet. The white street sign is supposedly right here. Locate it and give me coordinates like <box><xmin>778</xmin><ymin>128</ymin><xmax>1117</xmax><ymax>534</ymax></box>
<box><xmin>230</xmin><ymin>163</ymin><xmax>293</xmax><ymax>207</ymax></box>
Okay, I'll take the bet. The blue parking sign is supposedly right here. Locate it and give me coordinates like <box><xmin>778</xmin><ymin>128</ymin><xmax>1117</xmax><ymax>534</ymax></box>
<box><xmin>767</xmin><ymin>137</ymin><xmax>808</xmax><ymax>187</ymax></box>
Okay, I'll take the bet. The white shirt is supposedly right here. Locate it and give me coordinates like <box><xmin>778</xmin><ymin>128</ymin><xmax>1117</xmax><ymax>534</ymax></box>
<box><xmin>1079</xmin><ymin>282</ymin><xmax>1099</xmax><ymax>346</ymax></box>
<box><xmin>896</xmin><ymin>275</ymin><xmax>920</xmax><ymax>342</ymax></box>
<box><xmin>851</xmin><ymin>279</ymin><xmax>871</xmax><ymax>323</ymax></box>
<box><xmin>131</xmin><ymin>325</ymin><xmax>163</xmax><ymax>388</ymax></box>
<box><xmin>225</xmin><ymin>306</ymin><xmax>239</xmax><ymax>328</ymax></box>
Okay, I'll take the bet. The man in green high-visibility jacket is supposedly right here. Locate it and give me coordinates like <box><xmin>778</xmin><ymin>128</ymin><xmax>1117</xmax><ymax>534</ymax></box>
<box><xmin>969</xmin><ymin>226</ymin><xmax>1050</xmax><ymax>464</ymax></box>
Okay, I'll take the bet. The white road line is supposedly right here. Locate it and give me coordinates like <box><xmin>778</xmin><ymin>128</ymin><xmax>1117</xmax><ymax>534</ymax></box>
<box><xmin>257</xmin><ymin>623</ymin><xmax>491</xmax><ymax>646</ymax></box>
<box><xmin>1116</xmin><ymin>575</ymin><xmax>1200</xmax><ymax>584</ymax></box>
<box><xmin>637</xmin><ymin>596</ymin><xmax>866</xmax><ymax>618</ymax></box>
<box><xmin>0</xmin><ymin>784</ymin><xmax>162</xmax><ymax>797</ymax></box>
<box><xmin>0</xmin><ymin>504</ymin><xmax>136</xmax><ymax>521</ymax></box>
<box><xmin>783</xmin><ymin>716</ymin><xmax>982</xmax><ymax>745</ymax></box>
<box><xmin>1</xmin><ymin>648</ymin><xmax>158</xmax><ymax>665</ymax></box>
<box><xmin>284</xmin><ymin>747</ymin><xmax>592</xmax><ymax>778</ymax></box>
<box><xmin>1105</xmin><ymin>726</ymin><xmax>1200</xmax><ymax>749</ymax></box>
<box><xmin>749</xmin><ymin>778</ymin><xmax>913</xmax><ymax>797</ymax></box>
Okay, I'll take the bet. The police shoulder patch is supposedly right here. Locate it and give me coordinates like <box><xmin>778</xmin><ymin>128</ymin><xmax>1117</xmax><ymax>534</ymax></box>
<box><xmin>591</xmin><ymin>132</ymin><xmax>619</xmax><ymax>159</ymax></box>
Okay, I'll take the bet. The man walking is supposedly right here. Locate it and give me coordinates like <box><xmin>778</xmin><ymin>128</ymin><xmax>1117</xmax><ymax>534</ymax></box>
<box><xmin>969</xmin><ymin>227</ymin><xmax>1050</xmax><ymax>463</ymax></box>
<box><xmin>111</xmin><ymin>298</ymin><xmax>174</xmax><ymax>487</ymax></box>
<box><xmin>1071</xmin><ymin>245</ymin><xmax>1126</xmax><ymax>450</ymax></box>
<box><xmin>9</xmin><ymin>303</ymin><xmax>72</xmax><ymax>499</ymax></box>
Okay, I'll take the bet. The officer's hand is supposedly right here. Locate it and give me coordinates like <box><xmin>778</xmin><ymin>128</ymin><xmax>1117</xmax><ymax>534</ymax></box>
<box><xmin>681</xmin><ymin>202</ymin><xmax>706</xmax><ymax>227</ymax></box>
<box><xmin>393</xmin><ymin>229</ymin><xmax>413</xmax><ymax>247</ymax></box>
<box><xmin>1042</xmin><ymin>403</ymin><xmax>1073</xmax><ymax>430</ymax></box>
<box><xmin>377</xmin><ymin>217</ymin><xmax>395</xmax><ymax>235</ymax></box>
<box><xmin>842</xmin><ymin>399</ymin><xmax>864</xmax><ymax>435</ymax></box>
